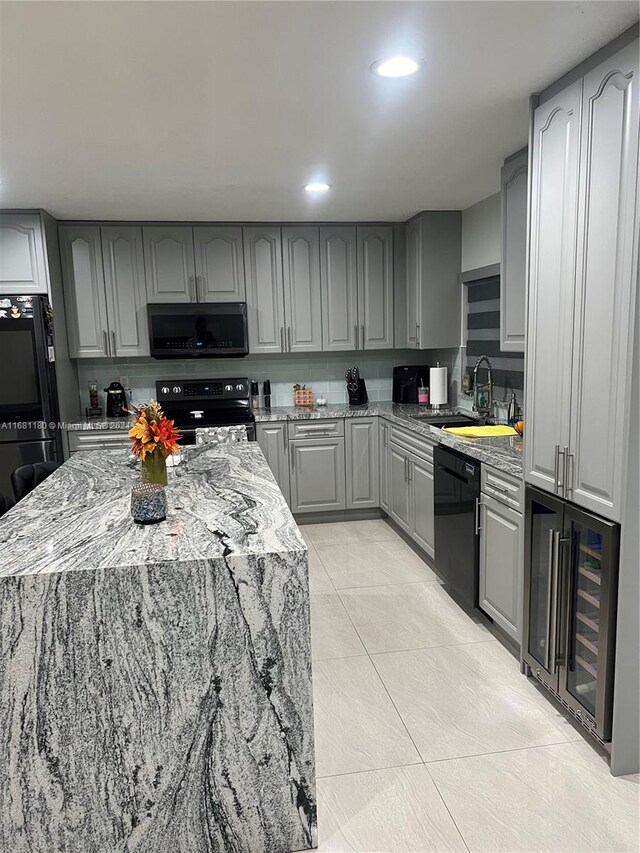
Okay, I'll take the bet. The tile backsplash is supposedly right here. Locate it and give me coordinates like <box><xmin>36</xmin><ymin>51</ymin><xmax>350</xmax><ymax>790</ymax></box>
<box><xmin>76</xmin><ymin>349</ymin><xmax>460</xmax><ymax>412</ymax></box>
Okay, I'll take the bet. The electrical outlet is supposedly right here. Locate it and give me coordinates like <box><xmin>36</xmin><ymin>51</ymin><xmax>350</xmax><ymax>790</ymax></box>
<box><xmin>119</xmin><ymin>375</ymin><xmax>129</xmax><ymax>389</ymax></box>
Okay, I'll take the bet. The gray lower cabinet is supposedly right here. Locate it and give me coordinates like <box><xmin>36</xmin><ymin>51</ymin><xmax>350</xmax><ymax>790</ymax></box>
<box><xmin>193</xmin><ymin>226</ymin><xmax>245</xmax><ymax>302</ymax></box>
<box><xmin>282</xmin><ymin>227</ymin><xmax>323</xmax><ymax>352</ymax></box>
<box><xmin>143</xmin><ymin>226</ymin><xmax>196</xmax><ymax>303</ymax></box>
<box><xmin>244</xmin><ymin>226</ymin><xmax>286</xmax><ymax>354</ymax></box>
<box><xmin>0</xmin><ymin>213</ymin><xmax>48</xmax><ymax>294</ymax></box>
<box><xmin>320</xmin><ymin>226</ymin><xmax>358</xmax><ymax>351</ymax></box>
<box><xmin>379</xmin><ymin>420</ymin><xmax>391</xmax><ymax>513</ymax></box>
<box><xmin>479</xmin><ymin>492</ymin><xmax>522</xmax><ymax>644</ymax></box>
<box><xmin>289</xmin><ymin>437</ymin><xmax>346</xmax><ymax>513</ymax></box>
<box><xmin>409</xmin><ymin>454</ymin><xmax>435</xmax><ymax>559</ymax></box>
<box><xmin>256</xmin><ymin>422</ymin><xmax>290</xmax><ymax>505</ymax></box>
<box><xmin>500</xmin><ymin>149</ymin><xmax>528</xmax><ymax>352</ymax></box>
<box><xmin>346</xmin><ymin>418</ymin><xmax>379</xmax><ymax>509</ymax></box>
<box><xmin>61</xmin><ymin>225</ymin><xmax>148</xmax><ymax>358</ymax></box>
<box><xmin>389</xmin><ymin>442</ymin><xmax>411</xmax><ymax>532</ymax></box>
<box><xmin>357</xmin><ymin>226</ymin><xmax>393</xmax><ymax>349</ymax></box>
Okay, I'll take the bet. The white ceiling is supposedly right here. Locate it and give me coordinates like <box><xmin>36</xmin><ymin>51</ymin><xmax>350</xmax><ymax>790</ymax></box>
<box><xmin>1</xmin><ymin>1</ymin><xmax>637</xmax><ymax>221</ymax></box>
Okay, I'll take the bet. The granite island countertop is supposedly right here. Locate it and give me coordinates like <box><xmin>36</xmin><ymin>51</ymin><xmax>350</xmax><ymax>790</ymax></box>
<box><xmin>0</xmin><ymin>444</ymin><xmax>317</xmax><ymax>852</ymax></box>
<box><xmin>255</xmin><ymin>402</ymin><xmax>524</xmax><ymax>478</ymax></box>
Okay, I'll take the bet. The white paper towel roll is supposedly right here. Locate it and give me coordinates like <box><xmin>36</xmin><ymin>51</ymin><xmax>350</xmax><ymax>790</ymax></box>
<box><xmin>430</xmin><ymin>366</ymin><xmax>448</xmax><ymax>406</ymax></box>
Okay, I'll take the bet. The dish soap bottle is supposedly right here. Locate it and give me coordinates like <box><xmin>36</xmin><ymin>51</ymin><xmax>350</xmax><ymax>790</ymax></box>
<box><xmin>507</xmin><ymin>392</ymin><xmax>519</xmax><ymax>426</ymax></box>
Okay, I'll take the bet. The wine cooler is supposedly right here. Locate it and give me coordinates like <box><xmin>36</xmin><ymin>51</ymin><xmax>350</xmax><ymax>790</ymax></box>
<box><xmin>523</xmin><ymin>487</ymin><xmax>620</xmax><ymax>742</ymax></box>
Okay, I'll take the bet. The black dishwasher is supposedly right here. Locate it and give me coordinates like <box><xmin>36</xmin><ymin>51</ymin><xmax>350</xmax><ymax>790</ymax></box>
<box><xmin>434</xmin><ymin>445</ymin><xmax>481</xmax><ymax>609</ymax></box>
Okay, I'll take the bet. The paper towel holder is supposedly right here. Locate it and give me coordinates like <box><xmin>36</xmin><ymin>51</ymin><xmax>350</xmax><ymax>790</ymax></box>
<box><xmin>430</xmin><ymin>362</ymin><xmax>448</xmax><ymax>410</ymax></box>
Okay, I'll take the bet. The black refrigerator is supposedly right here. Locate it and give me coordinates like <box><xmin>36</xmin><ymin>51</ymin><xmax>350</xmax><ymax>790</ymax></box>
<box><xmin>0</xmin><ymin>295</ymin><xmax>61</xmax><ymax>499</ymax></box>
<box><xmin>523</xmin><ymin>487</ymin><xmax>620</xmax><ymax>742</ymax></box>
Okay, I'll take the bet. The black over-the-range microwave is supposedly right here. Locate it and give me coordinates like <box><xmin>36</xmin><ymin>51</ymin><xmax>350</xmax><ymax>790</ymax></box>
<box><xmin>147</xmin><ymin>302</ymin><xmax>249</xmax><ymax>359</ymax></box>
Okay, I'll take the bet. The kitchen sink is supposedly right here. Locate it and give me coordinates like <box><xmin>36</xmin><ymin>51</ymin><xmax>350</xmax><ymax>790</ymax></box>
<box><xmin>409</xmin><ymin>413</ymin><xmax>483</xmax><ymax>429</ymax></box>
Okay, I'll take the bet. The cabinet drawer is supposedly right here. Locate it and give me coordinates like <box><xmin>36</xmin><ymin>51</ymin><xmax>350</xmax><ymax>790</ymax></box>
<box><xmin>481</xmin><ymin>466</ymin><xmax>523</xmax><ymax>512</ymax></box>
<box><xmin>387</xmin><ymin>420</ymin><xmax>434</xmax><ymax>463</ymax></box>
<box><xmin>289</xmin><ymin>419</ymin><xmax>344</xmax><ymax>439</ymax></box>
<box><xmin>67</xmin><ymin>431</ymin><xmax>131</xmax><ymax>452</ymax></box>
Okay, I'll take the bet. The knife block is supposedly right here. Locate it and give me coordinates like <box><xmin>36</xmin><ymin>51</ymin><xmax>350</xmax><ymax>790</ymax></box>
<box><xmin>347</xmin><ymin>379</ymin><xmax>368</xmax><ymax>406</ymax></box>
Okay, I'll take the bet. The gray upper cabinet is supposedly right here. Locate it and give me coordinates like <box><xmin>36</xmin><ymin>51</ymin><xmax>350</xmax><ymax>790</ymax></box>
<box><xmin>404</xmin><ymin>218</ymin><xmax>421</xmax><ymax>348</ymax></box>
<box><xmin>0</xmin><ymin>213</ymin><xmax>48</xmax><ymax>294</ymax></box>
<box><xmin>282</xmin><ymin>227</ymin><xmax>323</xmax><ymax>352</ymax></box>
<box><xmin>244</xmin><ymin>227</ymin><xmax>285</xmax><ymax>354</ymax></box>
<box><xmin>143</xmin><ymin>226</ymin><xmax>195</xmax><ymax>303</ymax></box>
<box><xmin>256</xmin><ymin>422</ymin><xmax>290</xmax><ymax>505</ymax></box>
<box><xmin>193</xmin><ymin>226</ymin><xmax>245</xmax><ymax>302</ymax></box>
<box><xmin>59</xmin><ymin>225</ymin><xmax>110</xmax><ymax>358</ymax></box>
<box><xmin>289</xmin><ymin>437</ymin><xmax>346</xmax><ymax>514</ymax></box>
<box><xmin>403</xmin><ymin>212</ymin><xmax>461</xmax><ymax>349</ymax></box>
<box><xmin>101</xmin><ymin>226</ymin><xmax>149</xmax><ymax>357</ymax></box>
<box><xmin>320</xmin><ymin>226</ymin><xmax>358</xmax><ymax>351</ymax></box>
<box><xmin>346</xmin><ymin>418</ymin><xmax>379</xmax><ymax>509</ymax></box>
<box><xmin>525</xmin><ymin>81</ymin><xmax>581</xmax><ymax>496</ymax></box>
<box><xmin>357</xmin><ymin>226</ymin><xmax>393</xmax><ymax>349</ymax></box>
<box><xmin>410</xmin><ymin>454</ymin><xmax>435</xmax><ymax>559</ymax></box>
<box><xmin>568</xmin><ymin>41</ymin><xmax>639</xmax><ymax>522</ymax></box>
<box><xmin>61</xmin><ymin>224</ymin><xmax>149</xmax><ymax>359</ymax></box>
<box><xmin>500</xmin><ymin>150</ymin><xmax>528</xmax><ymax>352</ymax></box>
<box><xmin>479</xmin><ymin>493</ymin><xmax>522</xmax><ymax>644</ymax></box>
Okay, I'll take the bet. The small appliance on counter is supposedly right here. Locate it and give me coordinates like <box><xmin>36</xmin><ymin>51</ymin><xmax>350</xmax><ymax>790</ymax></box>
<box><xmin>263</xmin><ymin>380</ymin><xmax>271</xmax><ymax>409</ymax></box>
<box><xmin>104</xmin><ymin>381</ymin><xmax>128</xmax><ymax>418</ymax></box>
<box><xmin>86</xmin><ymin>380</ymin><xmax>103</xmax><ymax>419</ymax></box>
<box><xmin>392</xmin><ymin>365</ymin><xmax>430</xmax><ymax>404</ymax></box>
<box><xmin>345</xmin><ymin>366</ymin><xmax>368</xmax><ymax>406</ymax></box>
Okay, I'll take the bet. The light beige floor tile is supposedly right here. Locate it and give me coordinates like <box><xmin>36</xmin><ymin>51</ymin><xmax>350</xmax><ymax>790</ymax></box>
<box><xmin>297</xmin><ymin>525</ymin><xmax>315</xmax><ymax>547</ymax></box>
<box><xmin>304</xmin><ymin>519</ymin><xmax>398</xmax><ymax>546</ymax></box>
<box><xmin>373</xmin><ymin>642</ymin><xmax>580</xmax><ymax>762</ymax></box>
<box><xmin>312</xmin><ymin>655</ymin><xmax>420</xmax><ymax>777</ymax></box>
<box><xmin>340</xmin><ymin>582</ymin><xmax>489</xmax><ymax>654</ymax></box>
<box><xmin>428</xmin><ymin>741</ymin><xmax>640</xmax><ymax>852</ymax></box>
<box><xmin>308</xmin><ymin>547</ymin><xmax>335</xmax><ymax>593</ymax></box>
<box><xmin>316</xmin><ymin>764</ymin><xmax>467</xmax><ymax>852</ymax></box>
<box><xmin>310</xmin><ymin>592</ymin><xmax>365</xmax><ymax>660</ymax></box>
<box><xmin>316</xmin><ymin>539</ymin><xmax>439</xmax><ymax>589</ymax></box>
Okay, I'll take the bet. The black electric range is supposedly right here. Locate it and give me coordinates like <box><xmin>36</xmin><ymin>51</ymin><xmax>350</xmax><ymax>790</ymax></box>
<box><xmin>155</xmin><ymin>378</ymin><xmax>256</xmax><ymax>445</ymax></box>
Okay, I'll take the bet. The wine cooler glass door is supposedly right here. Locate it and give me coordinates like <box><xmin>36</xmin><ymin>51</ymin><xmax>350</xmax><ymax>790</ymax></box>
<box><xmin>562</xmin><ymin>506</ymin><xmax>619</xmax><ymax>740</ymax></box>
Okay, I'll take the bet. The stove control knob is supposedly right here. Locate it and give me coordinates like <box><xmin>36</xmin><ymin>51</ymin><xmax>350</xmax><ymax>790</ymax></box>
<box><xmin>173</xmin><ymin>385</ymin><xmax>181</xmax><ymax>394</ymax></box>
<box><xmin>236</xmin><ymin>383</ymin><xmax>244</xmax><ymax>392</ymax></box>
<box><xmin>224</xmin><ymin>384</ymin><xmax>233</xmax><ymax>392</ymax></box>
<box><xmin>161</xmin><ymin>386</ymin><xmax>170</xmax><ymax>395</ymax></box>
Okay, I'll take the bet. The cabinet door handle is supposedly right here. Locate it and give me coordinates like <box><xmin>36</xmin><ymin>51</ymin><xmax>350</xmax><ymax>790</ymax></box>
<box><xmin>189</xmin><ymin>275</ymin><xmax>196</xmax><ymax>302</ymax></box>
<box><xmin>408</xmin><ymin>460</ymin><xmax>412</xmax><ymax>483</ymax></box>
<box><xmin>361</xmin><ymin>324</ymin><xmax>365</xmax><ymax>350</ymax></box>
<box><xmin>416</xmin><ymin>323</ymin><xmax>420</xmax><ymax>348</ymax></box>
<box><xmin>475</xmin><ymin>497</ymin><xmax>482</xmax><ymax>534</ymax></box>
<box><xmin>383</xmin><ymin>424</ymin><xmax>388</xmax><ymax>448</ymax></box>
<box><xmin>283</xmin><ymin>425</ymin><xmax>287</xmax><ymax>452</ymax></box>
<box><xmin>563</xmin><ymin>446</ymin><xmax>571</xmax><ymax>496</ymax></box>
<box><xmin>111</xmin><ymin>330</ymin><xmax>117</xmax><ymax>357</ymax></box>
<box><xmin>354</xmin><ymin>324</ymin><xmax>359</xmax><ymax>349</ymax></box>
<box><xmin>287</xmin><ymin>326</ymin><xmax>292</xmax><ymax>352</ymax></box>
<box><xmin>290</xmin><ymin>442</ymin><xmax>295</xmax><ymax>469</ymax></box>
<box><xmin>196</xmin><ymin>275</ymin><xmax>204</xmax><ymax>302</ymax></box>
<box><xmin>548</xmin><ymin>530</ymin><xmax>562</xmax><ymax>674</ymax></box>
<box><xmin>545</xmin><ymin>528</ymin><xmax>555</xmax><ymax>673</ymax></box>
<box><xmin>280</xmin><ymin>327</ymin><xmax>285</xmax><ymax>352</ymax></box>
<box><xmin>103</xmin><ymin>330</ymin><xmax>109</xmax><ymax>357</ymax></box>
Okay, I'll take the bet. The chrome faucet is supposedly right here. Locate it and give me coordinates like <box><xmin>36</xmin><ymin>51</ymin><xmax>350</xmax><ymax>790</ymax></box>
<box><xmin>472</xmin><ymin>355</ymin><xmax>494</xmax><ymax>420</ymax></box>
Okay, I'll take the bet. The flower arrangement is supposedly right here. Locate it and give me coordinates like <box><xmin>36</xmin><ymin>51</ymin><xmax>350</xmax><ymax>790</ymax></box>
<box><xmin>129</xmin><ymin>401</ymin><xmax>180</xmax><ymax>486</ymax></box>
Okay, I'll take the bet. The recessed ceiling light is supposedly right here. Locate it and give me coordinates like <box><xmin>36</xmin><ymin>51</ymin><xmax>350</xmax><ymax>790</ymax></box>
<box><xmin>371</xmin><ymin>56</ymin><xmax>424</xmax><ymax>78</ymax></box>
<box><xmin>304</xmin><ymin>182</ymin><xmax>331</xmax><ymax>193</ymax></box>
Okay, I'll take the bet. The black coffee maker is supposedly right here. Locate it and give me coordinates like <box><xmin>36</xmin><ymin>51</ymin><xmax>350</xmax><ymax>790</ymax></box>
<box><xmin>392</xmin><ymin>365</ymin><xmax>430</xmax><ymax>404</ymax></box>
<box><xmin>104</xmin><ymin>381</ymin><xmax>128</xmax><ymax>418</ymax></box>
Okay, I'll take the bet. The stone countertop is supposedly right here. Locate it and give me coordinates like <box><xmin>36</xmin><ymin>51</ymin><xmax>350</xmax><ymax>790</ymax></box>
<box><xmin>254</xmin><ymin>402</ymin><xmax>524</xmax><ymax>478</ymax></box>
<box><xmin>0</xmin><ymin>443</ymin><xmax>316</xmax><ymax>851</ymax></box>
<box><xmin>0</xmin><ymin>443</ymin><xmax>306</xmax><ymax>578</ymax></box>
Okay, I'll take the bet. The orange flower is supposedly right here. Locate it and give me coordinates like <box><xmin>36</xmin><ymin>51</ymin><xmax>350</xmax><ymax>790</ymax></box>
<box><xmin>129</xmin><ymin>402</ymin><xmax>181</xmax><ymax>459</ymax></box>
